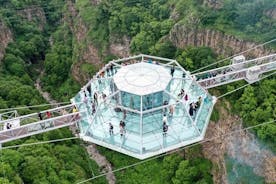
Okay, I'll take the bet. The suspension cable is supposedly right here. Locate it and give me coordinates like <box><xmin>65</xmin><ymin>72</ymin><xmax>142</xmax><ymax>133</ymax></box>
<box><xmin>1</xmin><ymin>137</ymin><xmax>78</xmax><ymax>150</ymax></box>
<box><xmin>0</xmin><ymin>102</ymin><xmax>71</xmax><ymax>112</ymax></box>
<box><xmin>0</xmin><ymin>72</ymin><xmax>274</xmax><ymax>182</ymax></box>
<box><xmin>0</xmin><ymin>119</ymin><xmax>274</xmax><ymax>182</ymax></box>
<box><xmin>76</xmin><ymin>119</ymin><xmax>276</xmax><ymax>184</ymax></box>
<box><xmin>191</xmin><ymin>38</ymin><xmax>276</xmax><ymax>74</ymax></box>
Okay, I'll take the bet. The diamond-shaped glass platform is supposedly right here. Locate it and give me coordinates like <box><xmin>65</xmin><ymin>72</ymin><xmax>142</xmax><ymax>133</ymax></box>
<box><xmin>72</xmin><ymin>54</ymin><xmax>216</xmax><ymax>159</ymax></box>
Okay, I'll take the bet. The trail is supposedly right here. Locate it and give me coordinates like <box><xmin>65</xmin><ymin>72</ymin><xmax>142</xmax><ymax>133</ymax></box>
<box><xmin>202</xmin><ymin>100</ymin><xmax>276</xmax><ymax>184</ymax></box>
<box><xmin>86</xmin><ymin>144</ymin><xmax>116</xmax><ymax>184</ymax></box>
<box><xmin>35</xmin><ymin>70</ymin><xmax>57</xmax><ymax>104</ymax></box>
<box><xmin>34</xmin><ymin>70</ymin><xmax>116</xmax><ymax>184</ymax></box>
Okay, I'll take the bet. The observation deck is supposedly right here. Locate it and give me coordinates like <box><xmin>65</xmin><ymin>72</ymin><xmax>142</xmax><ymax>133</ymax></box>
<box><xmin>1</xmin><ymin>53</ymin><xmax>274</xmax><ymax>159</ymax></box>
<box><xmin>72</xmin><ymin>54</ymin><xmax>216</xmax><ymax>159</ymax></box>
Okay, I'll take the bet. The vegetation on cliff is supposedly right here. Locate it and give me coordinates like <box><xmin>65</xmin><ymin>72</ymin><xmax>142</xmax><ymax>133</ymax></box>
<box><xmin>0</xmin><ymin>0</ymin><xmax>275</xmax><ymax>183</ymax></box>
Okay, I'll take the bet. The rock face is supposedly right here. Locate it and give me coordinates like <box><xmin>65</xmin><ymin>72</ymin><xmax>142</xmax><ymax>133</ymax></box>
<box><xmin>203</xmin><ymin>0</ymin><xmax>223</xmax><ymax>9</ymax></box>
<box><xmin>109</xmin><ymin>35</ymin><xmax>131</xmax><ymax>57</ymax></box>
<box><xmin>17</xmin><ymin>7</ymin><xmax>46</xmax><ymax>30</ymax></box>
<box><xmin>203</xmin><ymin>100</ymin><xmax>276</xmax><ymax>184</ymax></box>
<box><xmin>66</xmin><ymin>1</ymin><xmax>102</xmax><ymax>84</ymax></box>
<box><xmin>169</xmin><ymin>24</ymin><xmax>273</xmax><ymax>58</ymax></box>
<box><xmin>265</xmin><ymin>8</ymin><xmax>276</xmax><ymax>19</ymax></box>
<box><xmin>0</xmin><ymin>21</ymin><xmax>13</xmax><ymax>62</ymax></box>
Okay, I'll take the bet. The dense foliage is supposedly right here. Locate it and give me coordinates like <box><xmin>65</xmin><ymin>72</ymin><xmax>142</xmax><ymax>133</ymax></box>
<box><xmin>98</xmin><ymin>145</ymin><xmax>213</xmax><ymax>184</ymax></box>
<box><xmin>232</xmin><ymin>78</ymin><xmax>276</xmax><ymax>151</ymax></box>
<box><xmin>0</xmin><ymin>1</ymin><xmax>105</xmax><ymax>183</ymax></box>
<box><xmin>201</xmin><ymin>0</ymin><xmax>276</xmax><ymax>44</ymax></box>
<box><xmin>0</xmin><ymin>0</ymin><xmax>275</xmax><ymax>183</ymax></box>
<box><xmin>41</xmin><ymin>24</ymin><xmax>80</xmax><ymax>101</ymax></box>
<box><xmin>0</xmin><ymin>129</ymin><xmax>107</xmax><ymax>184</ymax></box>
<box><xmin>76</xmin><ymin>0</ymin><xmax>276</xmax><ymax>57</ymax></box>
<box><xmin>76</xmin><ymin>0</ymin><xmax>174</xmax><ymax>55</ymax></box>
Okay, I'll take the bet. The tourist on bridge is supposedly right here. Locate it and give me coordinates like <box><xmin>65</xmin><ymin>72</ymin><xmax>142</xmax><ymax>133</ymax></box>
<box><xmin>46</xmin><ymin>111</ymin><xmax>51</xmax><ymax>118</ymax></box>
<box><xmin>189</xmin><ymin>103</ymin><xmax>194</xmax><ymax>117</ymax></box>
<box><xmin>120</xmin><ymin>121</ymin><xmax>126</xmax><ymax>133</ymax></box>
<box><xmin>170</xmin><ymin>65</ymin><xmax>175</xmax><ymax>76</ymax></box>
<box><xmin>109</xmin><ymin>122</ymin><xmax>114</xmax><ymax>135</ymax></box>
<box><xmin>6</xmin><ymin>123</ymin><xmax>11</xmax><ymax>130</ymax></box>
<box><xmin>163</xmin><ymin>114</ymin><xmax>167</xmax><ymax>124</ymax></box>
<box><xmin>196</xmin><ymin>96</ymin><xmax>202</xmax><ymax>109</ymax></box>
<box><xmin>169</xmin><ymin>105</ymin><xmax>174</xmax><ymax>117</ymax></box>
<box><xmin>119</xmin><ymin>120</ymin><xmax>126</xmax><ymax>137</ymax></box>
<box><xmin>91</xmin><ymin>103</ymin><xmax>96</xmax><ymax>115</ymax></box>
<box><xmin>106</xmin><ymin>66</ymin><xmax>110</xmax><ymax>77</ymax></box>
<box><xmin>192</xmin><ymin>102</ymin><xmax>197</xmax><ymax>115</ymax></box>
<box><xmin>178</xmin><ymin>89</ymin><xmax>185</xmax><ymax>98</ymax></box>
<box><xmin>93</xmin><ymin>92</ymin><xmax>98</xmax><ymax>105</ymax></box>
<box><xmin>182</xmin><ymin>72</ymin><xmax>186</xmax><ymax>78</ymax></box>
<box><xmin>110</xmin><ymin>64</ymin><xmax>114</xmax><ymax>75</ymax></box>
<box><xmin>72</xmin><ymin>106</ymin><xmax>79</xmax><ymax>120</ymax></box>
<box><xmin>163</xmin><ymin>122</ymin><xmax>168</xmax><ymax>136</ymax></box>
<box><xmin>102</xmin><ymin>93</ymin><xmax>107</xmax><ymax>101</ymax></box>
<box><xmin>38</xmin><ymin>112</ymin><xmax>43</xmax><ymax>121</ymax></box>
<box><xmin>183</xmin><ymin>93</ymin><xmax>188</xmax><ymax>102</ymax></box>
<box><xmin>123</xmin><ymin>109</ymin><xmax>127</xmax><ymax>120</ymax></box>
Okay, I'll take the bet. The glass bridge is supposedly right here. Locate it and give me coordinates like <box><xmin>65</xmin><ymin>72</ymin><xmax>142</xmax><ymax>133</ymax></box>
<box><xmin>72</xmin><ymin>54</ymin><xmax>216</xmax><ymax>159</ymax></box>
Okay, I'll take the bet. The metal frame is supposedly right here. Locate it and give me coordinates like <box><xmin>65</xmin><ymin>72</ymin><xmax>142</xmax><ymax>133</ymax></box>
<box><xmin>193</xmin><ymin>53</ymin><xmax>276</xmax><ymax>77</ymax></box>
<box><xmin>0</xmin><ymin>104</ymin><xmax>79</xmax><ymax>125</ymax></box>
<box><xmin>0</xmin><ymin>54</ymin><xmax>221</xmax><ymax>159</ymax></box>
<box><xmin>193</xmin><ymin>54</ymin><xmax>276</xmax><ymax>89</ymax></box>
<box><xmin>0</xmin><ymin>110</ymin><xmax>18</xmax><ymax>121</ymax></box>
<box><xmin>197</xmin><ymin>61</ymin><xmax>276</xmax><ymax>89</ymax></box>
<box><xmin>0</xmin><ymin>111</ymin><xmax>81</xmax><ymax>144</ymax></box>
<box><xmin>83</xmin><ymin>90</ymin><xmax>120</xmax><ymax>136</ymax></box>
<box><xmin>72</xmin><ymin>54</ymin><xmax>217</xmax><ymax>159</ymax></box>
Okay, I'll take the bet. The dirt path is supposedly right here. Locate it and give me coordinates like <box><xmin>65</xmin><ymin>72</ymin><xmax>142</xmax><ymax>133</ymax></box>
<box><xmin>35</xmin><ymin>70</ymin><xmax>116</xmax><ymax>184</ymax></box>
<box><xmin>202</xmin><ymin>100</ymin><xmax>276</xmax><ymax>184</ymax></box>
<box><xmin>35</xmin><ymin>71</ymin><xmax>57</xmax><ymax>104</ymax></box>
<box><xmin>86</xmin><ymin>144</ymin><xmax>116</xmax><ymax>184</ymax></box>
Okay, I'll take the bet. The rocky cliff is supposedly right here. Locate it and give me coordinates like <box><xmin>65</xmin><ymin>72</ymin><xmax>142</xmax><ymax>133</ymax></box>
<box><xmin>169</xmin><ymin>24</ymin><xmax>273</xmax><ymax>57</ymax></box>
<box><xmin>66</xmin><ymin>1</ymin><xmax>102</xmax><ymax>84</ymax></box>
<box><xmin>109</xmin><ymin>35</ymin><xmax>131</xmax><ymax>57</ymax></box>
<box><xmin>0</xmin><ymin>21</ymin><xmax>13</xmax><ymax>62</ymax></box>
<box><xmin>17</xmin><ymin>7</ymin><xmax>46</xmax><ymax>30</ymax></box>
<box><xmin>203</xmin><ymin>0</ymin><xmax>222</xmax><ymax>9</ymax></box>
<box><xmin>265</xmin><ymin>8</ymin><xmax>276</xmax><ymax>19</ymax></box>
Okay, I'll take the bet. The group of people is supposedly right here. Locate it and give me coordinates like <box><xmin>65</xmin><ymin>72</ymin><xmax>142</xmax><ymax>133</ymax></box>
<box><xmin>178</xmin><ymin>88</ymin><xmax>189</xmax><ymax>102</ymax></box>
<box><xmin>82</xmin><ymin>89</ymin><xmax>108</xmax><ymax>116</ymax></box>
<box><xmin>195</xmin><ymin>68</ymin><xmax>232</xmax><ymax>82</ymax></box>
<box><xmin>105</xmin><ymin>64</ymin><xmax>115</xmax><ymax>77</ymax></box>
<box><xmin>108</xmin><ymin>120</ymin><xmax>126</xmax><ymax>138</ymax></box>
<box><xmin>189</xmin><ymin>97</ymin><xmax>202</xmax><ymax>118</ymax></box>
<box><xmin>162</xmin><ymin>101</ymin><xmax>175</xmax><ymax>117</ymax></box>
<box><xmin>177</xmin><ymin>87</ymin><xmax>203</xmax><ymax>118</ymax></box>
<box><xmin>38</xmin><ymin>111</ymin><xmax>52</xmax><ymax>121</ymax></box>
<box><xmin>109</xmin><ymin>108</ymin><xmax>127</xmax><ymax>137</ymax></box>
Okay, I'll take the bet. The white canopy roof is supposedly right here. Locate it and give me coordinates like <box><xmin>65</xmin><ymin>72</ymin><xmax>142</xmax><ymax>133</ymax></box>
<box><xmin>114</xmin><ymin>62</ymin><xmax>171</xmax><ymax>95</ymax></box>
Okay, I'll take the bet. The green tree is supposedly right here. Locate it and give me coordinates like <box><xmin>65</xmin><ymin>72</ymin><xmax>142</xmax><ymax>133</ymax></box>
<box><xmin>161</xmin><ymin>154</ymin><xmax>182</xmax><ymax>184</ymax></box>
<box><xmin>176</xmin><ymin>47</ymin><xmax>216</xmax><ymax>71</ymax></box>
<box><xmin>150</xmin><ymin>41</ymin><xmax>177</xmax><ymax>58</ymax></box>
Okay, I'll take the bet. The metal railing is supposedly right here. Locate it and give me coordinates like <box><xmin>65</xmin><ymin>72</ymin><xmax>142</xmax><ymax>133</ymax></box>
<box><xmin>195</xmin><ymin>57</ymin><xmax>276</xmax><ymax>89</ymax></box>
<box><xmin>0</xmin><ymin>112</ymin><xmax>80</xmax><ymax>144</ymax></box>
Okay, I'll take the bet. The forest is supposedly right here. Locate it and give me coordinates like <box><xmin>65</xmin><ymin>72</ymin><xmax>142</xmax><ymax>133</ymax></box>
<box><xmin>0</xmin><ymin>0</ymin><xmax>275</xmax><ymax>183</ymax></box>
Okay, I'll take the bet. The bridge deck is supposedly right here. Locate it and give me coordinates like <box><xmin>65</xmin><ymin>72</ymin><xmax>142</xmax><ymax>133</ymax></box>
<box><xmin>194</xmin><ymin>54</ymin><xmax>276</xmax><ymax>89</ymax></box>
<box><xmin>0</xmin><ymin>104</ymin><xmax>80</xmax><ymax>144</ymax></box>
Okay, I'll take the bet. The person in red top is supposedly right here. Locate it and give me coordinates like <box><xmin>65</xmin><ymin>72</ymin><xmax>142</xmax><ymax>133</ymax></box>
<box><xmin>46</xmin><ymin>111</ymin><xmax>51</xmax><ymax>118</ymax></box>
